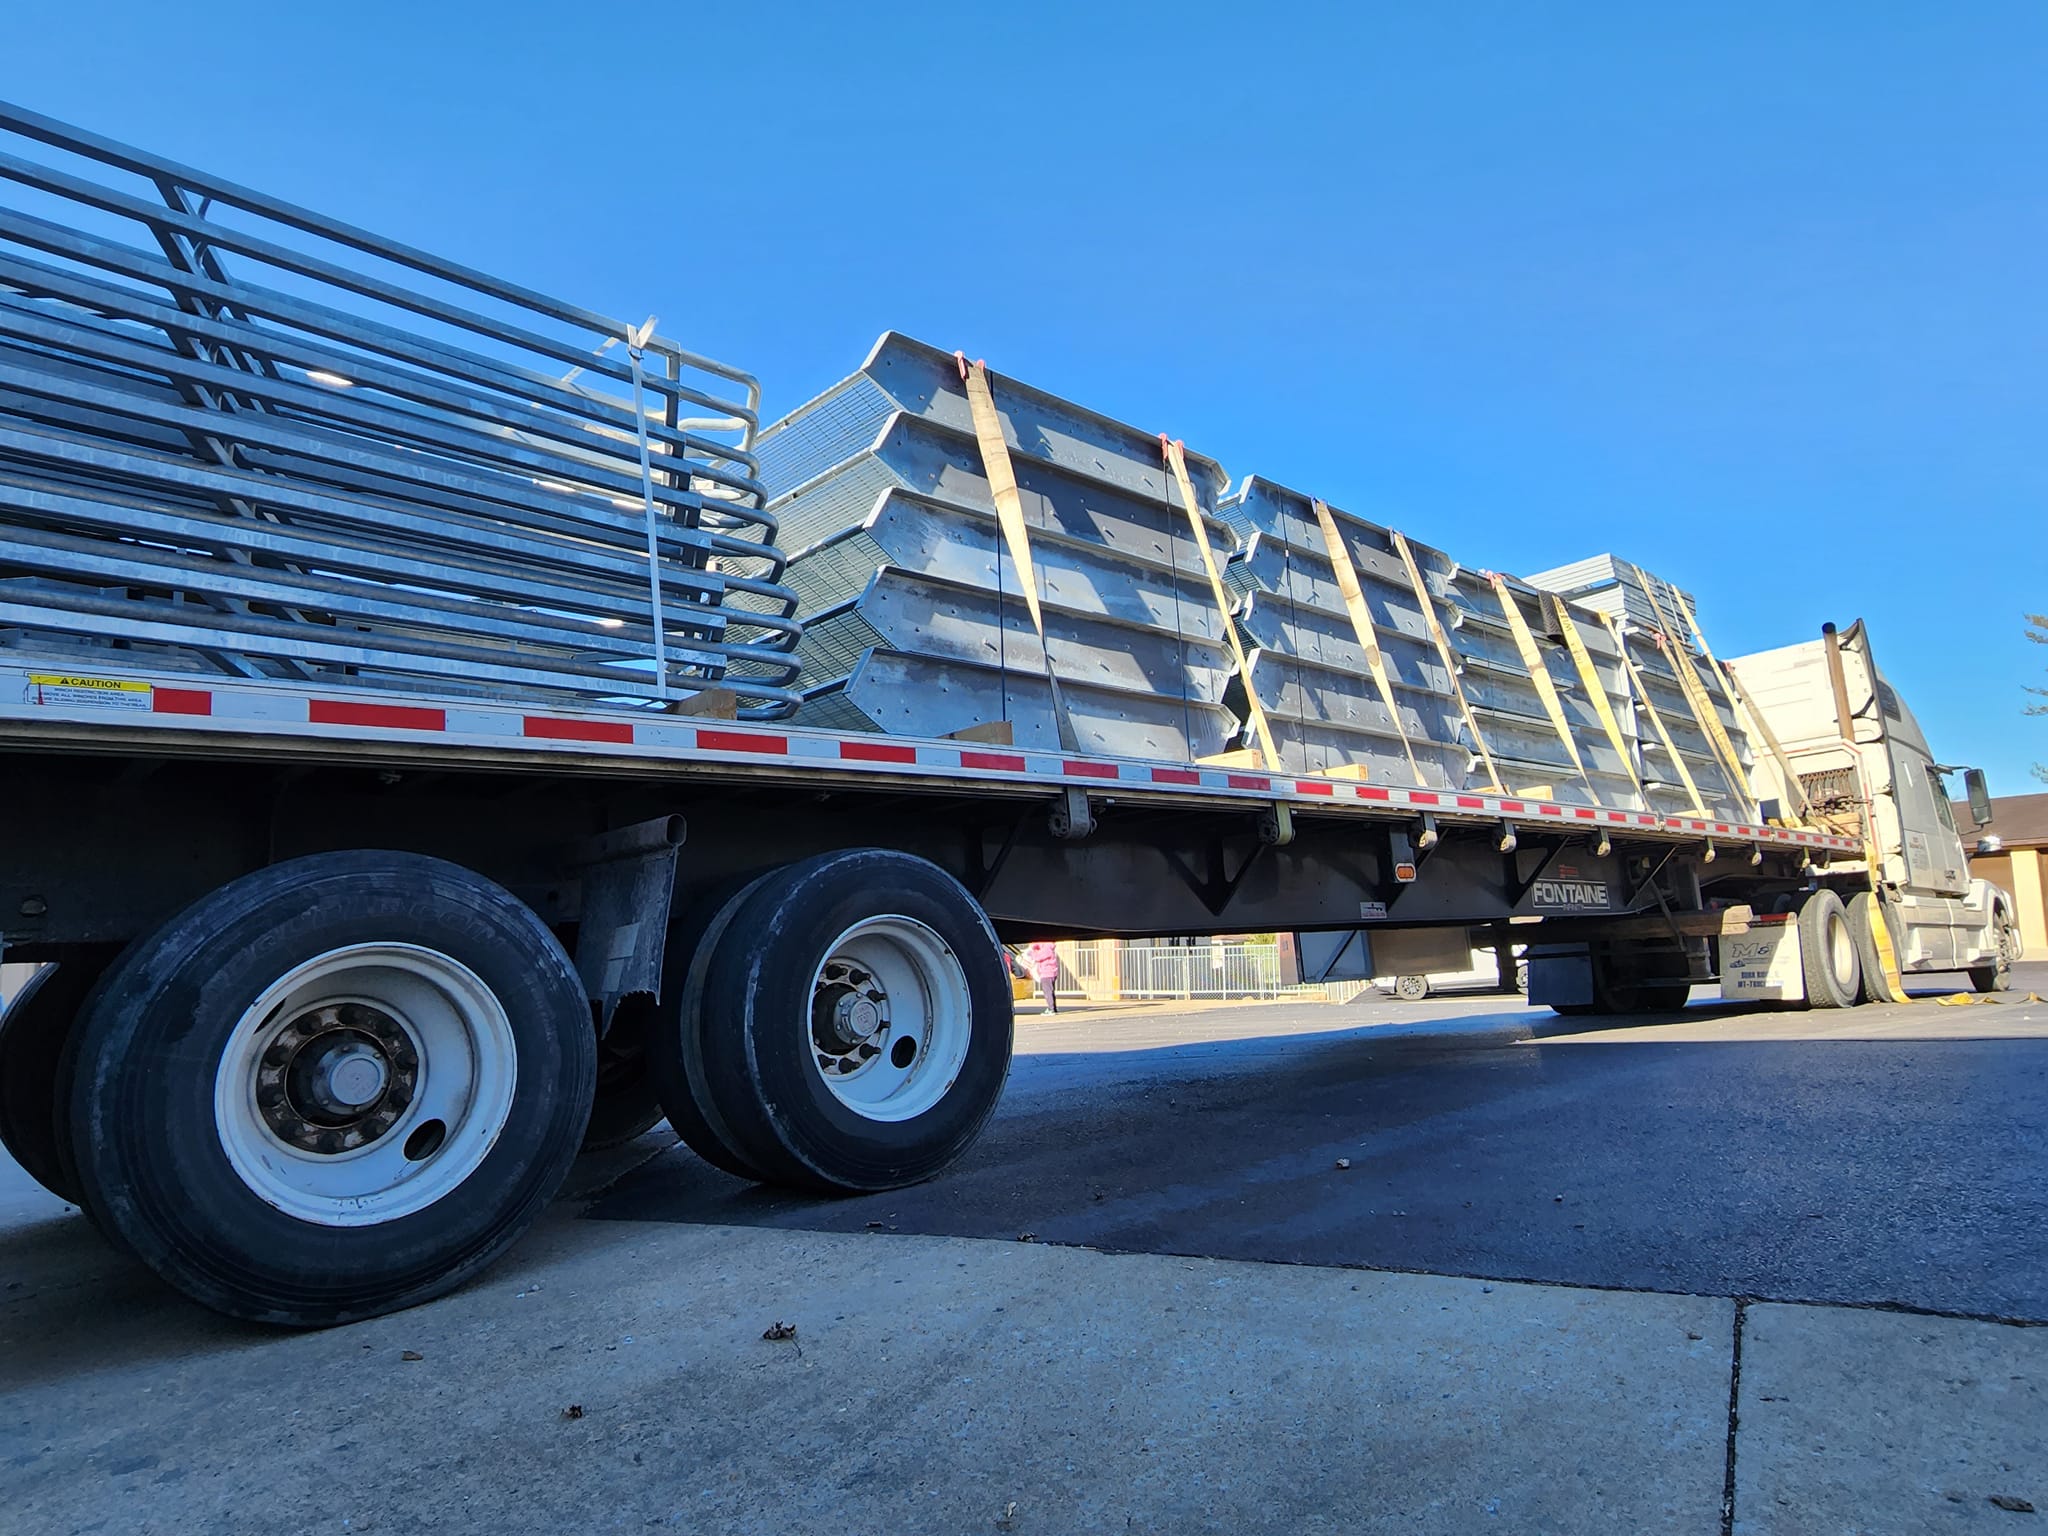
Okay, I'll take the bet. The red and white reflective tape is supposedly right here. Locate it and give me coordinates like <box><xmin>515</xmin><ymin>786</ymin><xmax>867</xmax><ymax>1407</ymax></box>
<box><xmin>0</xmin><ymin>663</ymin><xmax>1863</xmax><ymax>853</ymax></box>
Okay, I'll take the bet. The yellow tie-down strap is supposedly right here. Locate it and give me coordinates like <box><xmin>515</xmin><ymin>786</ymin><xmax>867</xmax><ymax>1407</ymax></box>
<box><xmin>1310</xmin><ymin>498</ymin><xmax>1423</xmax><ymax>786</ymax></box>
<box><xmin>1864</xmin><ymin>895</ymin><xmax>1911</xmax><ymax>1004</ymax></box>
<box><xmin>1548</xmin><ymin>596</ymin><xmax>1648</xmax><ymax>806</ymax></box>
<box><xmin>957</xmin><ymin>354</ymin><xmax>1079</xmax><ymax>753</ymax></box>
<box><xmin>1669</xmin><ymin>584</ymin><xmax>1810</xmax><ymax>824</ymax></box>
<box><xmin>1161</xmin><ymin>435</ymin><xmax>1282</xmax><ymax>772</ymax></box>
<box><xmin>1488</xmin><ymin>574</ymin><xmax>1599</xmax><ymax>804</ymax></box>
<box><xmin>1628</xmin><ymin>563</ymin><xmax>1757</xmax><ymax>821</ymax></box>
<box><xmin>1599</xmin><ymin>611</ymin><xmax>1706</xmax><ymax>817</ymax></box>
<box><xmin>1389</xmin><ymin>530</ymin><xmax>1502</xmax><ymax>793</ymax></box>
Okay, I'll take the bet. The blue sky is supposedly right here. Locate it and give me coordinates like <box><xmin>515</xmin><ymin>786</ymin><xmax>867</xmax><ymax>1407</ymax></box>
<box><xmin>11</xmin><ymin>4</ymin><xmax>2046</xmax><ymax>790</ymax></box>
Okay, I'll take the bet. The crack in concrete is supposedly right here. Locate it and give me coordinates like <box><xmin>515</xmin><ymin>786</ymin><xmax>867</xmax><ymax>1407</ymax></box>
<box><xmin>1721</xmin><ymin>1297</ymin><xmax>1748</xmax><ymax>1536</ymax></box>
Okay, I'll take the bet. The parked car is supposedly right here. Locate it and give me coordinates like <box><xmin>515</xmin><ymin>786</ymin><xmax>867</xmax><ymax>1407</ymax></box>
<box><xmin>1378</xmin><ymin>945</ymin><xmax>1528</xmax><ymax>1001</ymax></box>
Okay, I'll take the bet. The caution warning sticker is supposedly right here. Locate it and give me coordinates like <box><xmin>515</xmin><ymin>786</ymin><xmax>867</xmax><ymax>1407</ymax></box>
<box><xmin>25</xmin><ymin>674</ymin><xmax>153</xmax><ymax>712</ymax></box>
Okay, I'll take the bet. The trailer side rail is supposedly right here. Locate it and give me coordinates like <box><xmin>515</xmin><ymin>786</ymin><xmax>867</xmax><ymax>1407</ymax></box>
<box><xmin>0</xmin><ymin>658</ymin><xmax>1858</xmax><ymax>856</ymax></box>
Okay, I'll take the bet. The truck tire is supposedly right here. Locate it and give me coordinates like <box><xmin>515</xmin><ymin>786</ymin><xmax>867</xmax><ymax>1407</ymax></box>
<box><xmin>63</xmin><ymin>852</ymin><xmax>596</xmax><ymax>1327</ymax></box>
<box><xmin>1970</xmin><ymin>912</ymin><xmax>2017</xmax><ymax>994</ymax></box>
<box><xmin>1797</xmin><ymin>889</ymin><xmax>1862</xmax><ymax>1009</ymax></box>
<box><xmin>689</xmin><ymin>849</ymin><xmax>1013</xmax><ymax>1194</ymax></box>
<box><xmin>646</xmin><ymin>875</ymin><xmax>778</xmax><ymax>1182</ymax></box>
<box><xmin>0</xmin><ymin>958</ymin><xmax>105</xmax><ymax>1206</ymax></box>
<box><xmin>581</xmin><ymin>996</ymin><xmax>666</xmax><ymax>1151</ymax></box>
<box><xmin>1393</xmin><ymin>975</ymin><xmax>1430</xmax><ymax>1001</ymax></box>
<box><xmin>1847</xmin><ymin>891</ymin><xmax>1902</xmax><ymax>1004</ymax></box>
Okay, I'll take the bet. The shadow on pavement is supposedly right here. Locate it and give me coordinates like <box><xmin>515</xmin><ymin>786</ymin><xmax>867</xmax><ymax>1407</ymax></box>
<box><xmin>590</xmin><ymin>1004</ymin><xmax>2048</xmax><ymax>1323</ymax></box>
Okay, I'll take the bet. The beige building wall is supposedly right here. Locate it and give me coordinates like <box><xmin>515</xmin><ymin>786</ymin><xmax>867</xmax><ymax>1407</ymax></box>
<box><xmin>1971</xmin><ymin>847</ymin><xmax>2048</xmax><ymax>956</ymax></box>
<box><xmin>2011</xmin><ymin>851</ymin><xmax>2048</xmax><ymax>955</ymax></box>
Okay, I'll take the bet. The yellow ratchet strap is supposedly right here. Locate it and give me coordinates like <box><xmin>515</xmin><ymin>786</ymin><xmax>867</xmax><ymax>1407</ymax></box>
<box><xmin>1310</xmin><ymin>498</ymin><xmax>1424</xmax><ymax>786</ymax></box>
<box><xmin>1628</xmin><ymin>563</ymin><xmax>1757</xmax><ymax>820</ymax></box>
<box><xmin>1389</xmin><ymin>530</ymin><xmax>1502</xmax><ymax>793</ymax></box>
<box><xmin>1489</xmin><ymin>574</ymin><xmax>1599</xmax><ymax>804</ymax></box>
<box><xmin>1161</xmin><ymin>435</ymin><xmax>1282</xmax><ymax>771</ymax></box>
<box><xmin>958</xmin><ymin>354</ymin><xmax>1079</xmax><ymax>752</ymax></box>
<box><xmin>1600</xmin><ymin>611</ymin><xmax>1707</xmax><ymax>817</ymax></box>
<box><xmin>1865</xmin><ymin>894</ymin><xmax>1911</xmax><ymax>1003</ymax></box>
<box><xmin>1670</xmin><ymin>585</ymin><xmax>1809</xmax><ymax>823</ymax></box>
<box><xmin>1549</xmin><ymin>596</ymin><xmax>1648</xmax><ymax>807</ymax></box>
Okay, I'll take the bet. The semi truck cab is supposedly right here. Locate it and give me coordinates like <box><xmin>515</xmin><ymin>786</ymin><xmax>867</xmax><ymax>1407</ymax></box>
<box><xmin>1728</xmin><ymin>621</ymin><xmax>2018</xmax><ymax>985</ymax></box>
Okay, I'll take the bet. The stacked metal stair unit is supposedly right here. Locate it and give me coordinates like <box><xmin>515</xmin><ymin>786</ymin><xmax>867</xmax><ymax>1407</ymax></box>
<box><xmin>1523</xmin><ymin>554</ymin><xmax>1757</xmax><ymax>815</ymax></box>
<box><xmin>1220</xmin><ymin>478</ymin><xmax>1755</xmax><ymax>817</ymax></box>
<box><xmin>0</xmin><ymin>103</ymin><xmax>802</xmax><ymax>718</ymax></box>
<box><xmin>758</xmin><ymin>332</ymin><xmax>1243</xmax><ymax>760</ymax></box>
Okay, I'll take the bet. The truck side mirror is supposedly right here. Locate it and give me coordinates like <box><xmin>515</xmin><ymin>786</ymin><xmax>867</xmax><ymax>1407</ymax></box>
<box><xmin>1965</xmin><ymin>768</ymin><xmax>1993</xmax><ymax>829</ymax></box>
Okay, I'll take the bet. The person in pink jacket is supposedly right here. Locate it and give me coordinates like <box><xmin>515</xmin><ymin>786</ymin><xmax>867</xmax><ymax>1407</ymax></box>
<box><xmin>1022</xmin><ymin>941</ymin><xmax>1062</xmax><ymax>1014</ymax></box>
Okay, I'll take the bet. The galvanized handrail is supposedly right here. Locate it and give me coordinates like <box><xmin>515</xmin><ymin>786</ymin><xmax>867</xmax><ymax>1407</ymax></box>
<box><xmin>0</xmin><ymin>101</ymin><xmax>800</xmax><ymax>715</ymax></box>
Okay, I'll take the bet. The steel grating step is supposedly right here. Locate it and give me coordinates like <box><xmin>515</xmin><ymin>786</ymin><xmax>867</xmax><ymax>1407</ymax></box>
<box><xmin>1219</xmin><ymin>476</ymin><xmax>1757</xmax><ymax>816</ymax></box>
<box><xmin>765</xmin><ymin>334</ymin><xmax>1246</xmax><ymax>761</ymax></box>
<box><xmin>797</xmin><ymin>647</ymin><xmax>1240</xmax><ymax>761</ymax></box>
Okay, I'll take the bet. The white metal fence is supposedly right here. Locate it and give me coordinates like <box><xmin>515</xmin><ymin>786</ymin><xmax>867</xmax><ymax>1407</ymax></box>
<box><xmin>1033</xmin><ymin>941</ymin><xmax>1374</xmax><ymax>1006</ymax></box>
<box><xmin>1107</xmin><ymin>942</ymin><xmax>1285</xmax><ymax>1000</ymax></box>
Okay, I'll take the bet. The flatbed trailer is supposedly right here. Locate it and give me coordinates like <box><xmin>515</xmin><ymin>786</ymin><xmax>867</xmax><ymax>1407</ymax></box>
<box><xmin>0</xmin><ymin>645</ymin><xmax>1853</xmax><ymax>1324</ymax></box>
<box><xmin>0</xmin><ymin>103</ymin><xmax>2004</xmax><ymax>1326</ymax></box>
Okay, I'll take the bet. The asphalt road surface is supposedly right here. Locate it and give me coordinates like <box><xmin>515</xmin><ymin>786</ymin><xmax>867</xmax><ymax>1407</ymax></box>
<box><xmin>594</xmin><ymin>963</ymin><xmax>2048</xmax><ymax>1322</ymax></box>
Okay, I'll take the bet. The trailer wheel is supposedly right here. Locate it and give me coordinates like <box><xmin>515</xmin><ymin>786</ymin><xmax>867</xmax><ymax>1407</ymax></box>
<box><xmin>1393</xmin><ymin>975</ymin><xmax>1430</xmax><ymax>1002</ymax></box>
<box><xmin>645</xmin><ymin>875</ymin><xmax>779</xmax><ymax>1182</ymax></box>
<box><xmin>1970</xmin><ymin>912</ymin><xmax>2016</xmax><ymax>994</ymax></box>
<box><xmin>1797</xmin><ymin>889</ymin><xmax>1861</xmax><ymax>1009</ymax></box>
<box><xmin>691</xmin><ymin>849</ymin><xmax>1013</xmax><ymax>1194</ymax></box>
<box><xmin>0</xmin><ymin>955</ymin><xmax>110</xmax><ymax>1206</ymax></box>
<box><xmin>64</xmin><ymin>852</ymin><xmax>595</xmax><ymax>1326</ymax></box>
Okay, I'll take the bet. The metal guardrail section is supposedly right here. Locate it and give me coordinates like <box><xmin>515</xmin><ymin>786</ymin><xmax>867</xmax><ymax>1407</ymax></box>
<box><xmin>761</xmin><ymin>333</ymin><xmax>1241</xmax><ymax>760</ymax></box>
<box><xmin>1220</xmin><ymin>478</ymin><xmax>1754</xmax><ymax>816</ymax></box>
<box><xmin>0</xmin><ymin>102</ymin><xmax>801</xmax><ymax>716</ymax></box>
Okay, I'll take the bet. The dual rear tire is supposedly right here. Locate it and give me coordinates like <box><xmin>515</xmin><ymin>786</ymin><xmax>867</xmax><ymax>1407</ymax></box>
<box><xmin>11</xmin><ymin>846</ymin><xmax>1012</xmax><ymax>1324</ymax></box>
<box><xmin>648</xmin><ymin>850</ymin><xmax>1014</xmax><ymax>1194</ymax></box>
<box><xmin>1798</xmin><ymin>889</ymin><xmax>1862</xmax><ymax>1009</ymax></box>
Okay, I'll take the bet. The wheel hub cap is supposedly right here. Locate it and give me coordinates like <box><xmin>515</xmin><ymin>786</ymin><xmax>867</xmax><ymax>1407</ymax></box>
<box><xmin>813</xmin><ymin>961</ymin><xmax>890</xmax><ymax>1072</ymax></box>
<box><xmin>260</xmin><ymin>1002</ymin><xmax>418</xmax><ymax>1153</ymax></box>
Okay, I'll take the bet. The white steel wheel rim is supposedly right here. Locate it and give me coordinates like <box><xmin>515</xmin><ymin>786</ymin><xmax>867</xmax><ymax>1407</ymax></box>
<box><xmin>213</xmin><ymin>943</ymin><xmax>518</xmax><ymax>1227</ymax></box>
<box><xmin>807</xmin><ymin>916</ymin><xmax>972</xmax><ymax>1123</ymax></box>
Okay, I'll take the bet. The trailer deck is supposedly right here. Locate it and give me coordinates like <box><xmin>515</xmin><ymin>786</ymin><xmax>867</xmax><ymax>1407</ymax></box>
<box><xmin>0</xmin><ymin>659</ymin><xmax>1857</xmax><ymax>857</ymax></box>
